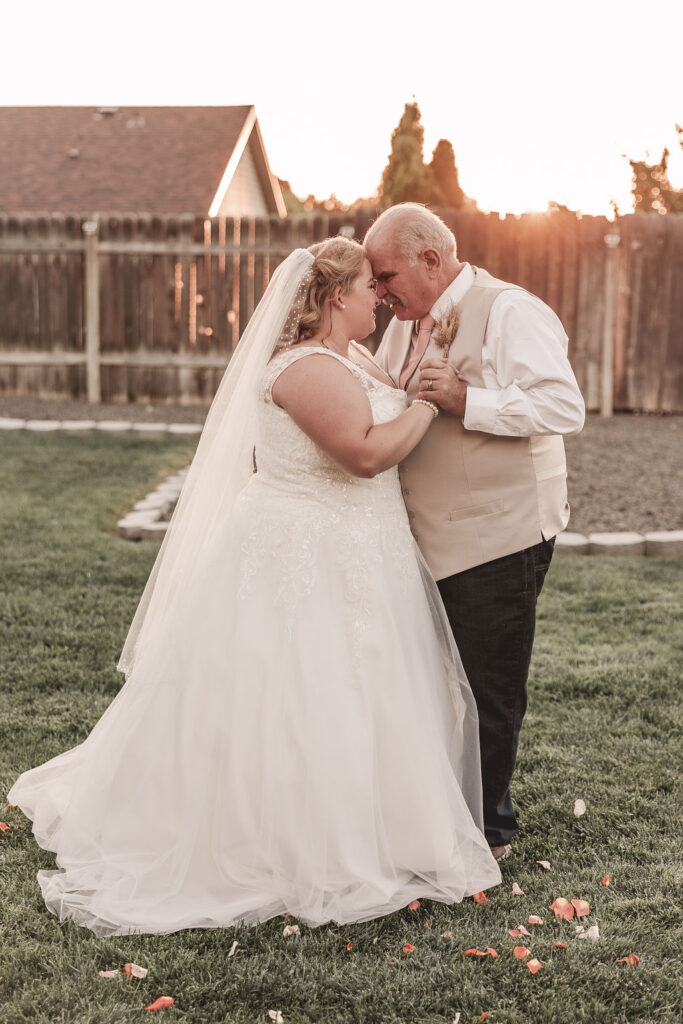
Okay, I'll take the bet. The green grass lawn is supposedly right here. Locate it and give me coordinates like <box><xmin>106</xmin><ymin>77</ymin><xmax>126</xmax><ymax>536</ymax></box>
<box><xmin>1</xmin><ymin>433</ymin><xmax>681</xmax><ymax>1024</ymax></box>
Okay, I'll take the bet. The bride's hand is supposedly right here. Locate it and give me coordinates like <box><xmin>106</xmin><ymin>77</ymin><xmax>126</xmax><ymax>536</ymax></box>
<box><xmin>417</xmin><ymin>359</ymin><xmax>468</xmax><ymax>417</ymax></box>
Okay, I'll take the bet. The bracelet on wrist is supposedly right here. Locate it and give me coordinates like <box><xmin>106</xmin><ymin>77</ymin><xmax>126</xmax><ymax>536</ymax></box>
<box><xmin>411</xmin><ymin>398</ymin><xmax>439</xmax><ymax>418</ymax></box>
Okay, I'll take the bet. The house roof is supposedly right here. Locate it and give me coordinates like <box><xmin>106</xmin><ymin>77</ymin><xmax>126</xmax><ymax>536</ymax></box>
<box><xmin>0</xmin><ymin>105</ymin><xmax>286</xmax><ymax>215</ymax></box>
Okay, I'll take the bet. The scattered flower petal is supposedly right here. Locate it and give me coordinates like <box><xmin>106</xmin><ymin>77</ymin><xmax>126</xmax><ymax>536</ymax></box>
<box><xmin>617</xmin><ymin>954</ymin><xmax>640</xmax><ymax>967</ymax></box>
<box><xmin>402</xmin><ymin>943</ymin><xmax>416</xmax><ymax>953</ymax></box>
<box><xmin>472</xmin><ymin>891</ymin><xmax>488</xmax><ymax>904</ymax></box>
<box><xmin>283</xmin><ymin>925</ymin><xmax>299</xmax><ymax>937</ymax></box>
<box><xmin>268</xmin><ymin>1012</ymin><xmax>284</xmax><ymax>1023</ymax></box>
<box><xmin>372</xmin><ymin>937</ymin><xmax>378</xmax><ymax>944</ymax></box>
<box><xmin>571</xmin><ymin>899</ymin><xmax>590</xmax><ymax>918</ymax></box>
<box><xmin>550</xmin><ymin>898</ymin><xmax>575</xmax><ymax>921</ymax></box>
<box><xmin>509</xmin><ymin>925</ymin><xmax>532</xmax><ymax>938</ymax></box>
<box><xmin>98</xmin><ymin>969</ymin><xmax>119</xmax><ymax>978</ymax></box>
<box><xmin>145</xmin><ymin>997</ymin><xmax>174</xmax><ymax>1012</ymax></box>
<box><xmin>573</xmin><ymin>799</ymin><xmax>586</xmax><ymax>817</ymax></box>
<box><xmin>4</xmin><ymin>804</ymin><xmax>17</xmax><ymax>811</ymax></box>
<box><xmin>228</xmin><ymin>940</ymin><xmax>239</xmax><ymax>956</ymax></box>
<box><xmin>511</xmin><ymin>882</ymin><xmax>525</xmax><ymax>896</ymax></box>
<box><xmin>408</xmin><ymin>899</ymin><xmax>421</xmax><ymax>911</ymax></box>
<box><xmin>480</xmin><ymin>1015</ymin><xmax>490</xmax><ymax>1022</ymax></box>
<box><xmin>537</xmin><ymin>860</ymin><xmax>551</xmax><ymax>871</ymax></box>
<box><xmin>526</xmin><ymin>958</ymin><xmax>543</xmax><ymax>974</ymax></box>
<box><xmin>124</xmin><ymin>963</ymin><xmax>148</xmax><ymax>979</ymax></box>
<box><xmin>513</xmin><ymin>946</ymin><xmax>531</xmax><ymax>959</ymax></box>
<box><xmin>576</xmin><ymin>925</ymin><xmax>600</xmax><ymax>941</ymax></box>
<box><xmin>346</xmin><ymin>941</ymin><xmax>353</xmax><ymax>951</ymax></box>
<box><xmin>0</xmin><ymin>822</ymin><xmax>9</xmax><ymax>833</ymax></box>
<box><xmin>602</xmin><ymin>874</ymin><xmax>610</xmax><ymax>887</ymax></box>
<box><xmin>442</xmin><ymin>931</ymin><xmax>453</xmax><ymax>938</ymax></box>
<box><xmin>555</xmin><ymin>941</ymin><xmax>567</xmax><ymax>948</ymax></box>
<box><xmin>528</xmin><ymin>916</ymin><xmax>544</xmax><ymax>926</ymax></box>
<box><xmin>463</xmin><ymin>947</ymin><xmax>498</xmax><ymax>958</ymax></box>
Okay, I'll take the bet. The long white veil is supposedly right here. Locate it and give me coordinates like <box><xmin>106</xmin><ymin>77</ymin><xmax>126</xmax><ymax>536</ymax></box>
<box><xmin>118</xmin><ymin>248</ymin><xmax>315</xmax><ymax>678</ymax></box>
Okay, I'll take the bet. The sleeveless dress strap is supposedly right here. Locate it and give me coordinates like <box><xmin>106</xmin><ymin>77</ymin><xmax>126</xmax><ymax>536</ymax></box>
<box><xmin>262</xmin><ymin>347</ymin><xmax>369</xmax><ymax>403</ymax></box>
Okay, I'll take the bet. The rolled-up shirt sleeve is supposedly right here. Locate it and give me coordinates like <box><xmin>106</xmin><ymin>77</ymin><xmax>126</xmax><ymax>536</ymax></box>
<box><xmin>463</xmin><ymin>290</ymin><xmax>585</xmax><ymax>437</ymax></box>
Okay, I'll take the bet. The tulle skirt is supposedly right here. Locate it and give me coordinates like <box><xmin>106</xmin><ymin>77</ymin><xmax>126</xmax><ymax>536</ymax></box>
<box><xmin>8</xmin><ymin>486</ymin><xmax>501</xmax><ymax>936</ymax></box>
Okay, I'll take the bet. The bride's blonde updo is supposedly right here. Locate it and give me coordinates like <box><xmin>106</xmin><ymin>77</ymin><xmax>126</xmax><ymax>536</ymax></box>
<box><xmin>294</xmin><ymin>236</ymin><xmax>366</xmax><ymax>344</ymax></box>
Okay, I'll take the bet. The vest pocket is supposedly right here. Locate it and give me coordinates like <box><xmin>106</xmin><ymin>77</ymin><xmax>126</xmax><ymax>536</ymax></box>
<box><xmin>447</xmin><ymin>499</ymin><xmax>506</xmax><ymax>522</ymax></box>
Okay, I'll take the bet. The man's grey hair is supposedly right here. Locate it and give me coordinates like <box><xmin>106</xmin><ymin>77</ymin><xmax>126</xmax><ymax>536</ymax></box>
<box><xmin>365</xmin><ymin>203</ymin><xmax>457</xmax><ymax>265</ymax></box>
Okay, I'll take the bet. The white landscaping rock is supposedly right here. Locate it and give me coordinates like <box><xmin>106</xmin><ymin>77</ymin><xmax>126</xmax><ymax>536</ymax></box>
<box><xmin>132</xmin><ymin>422</ymin><xmax>170</xmax><ymax>433</ymax></box>
<box><xmin>589</xmin><ymin>532</ymin><xmax>646</xmax><ymax>556</ymax></box>
<box><xmin>555</xmin><ymin>531</ymin><xmax>590</xmax><ymax>555</ymax></box>
<box><xmin>0</xmin><ymin>417</ymin><xmax>26</xmax><ymax>429</ymax></box>
<box><xmin>644</xmin><ymin>530</ymin><xmax>683</xmax><ymax>558</ymax></box>
<box><xmin>25</xmin><ymin>419</ymin><xmax>61</xmax><ymax>431</ymax></box>
<box><xmin>61</xmin><ymin>420</ymin><xmax>97</xmax><ymax>431</ymax></box>
<box><xmin>167</xmin><ymin>423</ymin><xmax>202</xmax><ymax>435</ymax></box>
<box><xmin>117</xmin><ymin>513</ymin><xmax>153</xmax><ymax>540</ymax></box>
<box><xmin>95</xmin><ymin>420</ymin><xmax>133</xmax><ymax>432</ymax></box>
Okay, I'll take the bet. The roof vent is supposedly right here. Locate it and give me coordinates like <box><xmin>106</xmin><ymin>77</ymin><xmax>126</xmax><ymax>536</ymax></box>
<box><xmin>68</xmin><ymin>148</ymin><xmax>80</xmax><ymax>159</ymax></box>
<box><xmin>97</xmin><ymin>107</ymin><xmax>119</xmax><ymax>117</ymax></box>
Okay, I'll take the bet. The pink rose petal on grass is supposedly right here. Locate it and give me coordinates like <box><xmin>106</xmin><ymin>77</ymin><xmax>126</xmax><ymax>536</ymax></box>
<box><xmin>528</xmin><ymin>915</ymin><xmax>544</xmax><ymax>926</ymax></box>
<box><xmin>408</xmin><ymin>899</ymin><xmax>421</xmax><ymax>911</ymax></box>
<box><xmin>509</xmin><ymin>925</ymin><xmax>532</xmax><ymax>938</ymax></box>
<box><xmin>550</xmin><ymin>898</ymin><xmax>575</xmax><ymax>921</ymax></box>
<box><xmin>402</xmin><ymin>943</ymin><xmax>416</xmax><ymax>953</ymax></box>
<box><xmin>573</xmin><ymin>799</ymin><xmax>586</xmax><ymax>817</ymax></box>
<box><xmin>124</xmin><ymin>963</ymin><xmax>148</xmax><ymax>979</ymax></box>
<box><xmin>617</xmin><ymin>954</ymin><xmax>640</xmax><ymax>967</ymax></box>
<box><xmin>555</xmin><ymin>941</ymin><xmax>567</xmax><ymax>948</ymax></box>
<box><xmin>0</xmin><ymin>822</ymin><xmax>9</xmax><ymax>833</ymax></box>
<box><xmin>513</xmin><ymin>946</ymin><xmax>531</xmax><ymax>959</ymax></box>
<box><xmin>571</xmin><ymin>899</ymin><xmax>590</xmax><ymax>918</ymax></box>
<box><xmin>602</xmin><ymin>874</ymin><xmax>610</xmax><ymax>887</ymax></box>
<box><xmin>268</xmin><ymin>1013</ymin><xmax>284</xmax><ymax>1024</ymax></box>
<box><xmin>537</xmin><ymin>860</ymin><xmax>551</xmax><ymax>871</ymax></box>
<box><xmin>282</xmin><ymin>925</ymin><xmax>299</xmax><ymax>937</ymax></box>
<box><xmin>4</xmin><ymin>804</ymin><xmax>17</xmax><ymax>811</ymax></box>
<box><xmin>463</xmin><ymin>947</ymin><xmax>498</xmax><ymax>958</ymax></box>
<box><xmin>145</xmin><ymin>997</ymin><xmax>174</xmax><ymax>1012</ymax></box>
<box><xmin>511</xmin><ymin>882</ymin><xmax>525</xmax><ymax>896</ymax></box>
<box><xmin>576</xmin><ymin>925</ymin><xmax>600</xmax><ymax>941</ymax></box>
<box><xmin>228</xmin><ymin>940</ymin><xmax>239</xmax><ymax>956</ymax></box>
<box><xmin>98</xmin><ymin>969</ymin><xmax>119</xmax><ymax>978</ymax></box>
<box><xmin>526</xmin><ymin>958</ymin><xmax>543</xmax><ymax>974</ymax></box>
<box><xmin>472</xmin><ymin>891</ymin><xmax>488</xmax><ymax>904</ymax></box>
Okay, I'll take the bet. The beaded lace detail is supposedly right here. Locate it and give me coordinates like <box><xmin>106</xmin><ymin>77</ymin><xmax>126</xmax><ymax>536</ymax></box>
<box><xmin>237</xmin><ymin>347</ymin><xmax>418</xmax><ymax>665</ymax></box>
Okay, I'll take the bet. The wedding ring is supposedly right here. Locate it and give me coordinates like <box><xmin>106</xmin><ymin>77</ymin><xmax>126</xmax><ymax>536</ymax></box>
<box><xmin>427</xmin><ymin>379</ymin><xmax>434</xmax><ymax>391</ymax></box>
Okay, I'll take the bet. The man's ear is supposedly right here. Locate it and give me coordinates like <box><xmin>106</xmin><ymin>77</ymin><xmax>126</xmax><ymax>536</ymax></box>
<box><xmin>421</xmin><ymin>248</ymin><xmax>441</xmax><ymax>277</ymax></box>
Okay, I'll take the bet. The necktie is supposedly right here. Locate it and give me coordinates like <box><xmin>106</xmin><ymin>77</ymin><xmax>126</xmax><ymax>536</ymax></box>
<box><xmin>399</xmin><ymin>313</ymin><xmax>435</xmax><ymax>391</ymax></box>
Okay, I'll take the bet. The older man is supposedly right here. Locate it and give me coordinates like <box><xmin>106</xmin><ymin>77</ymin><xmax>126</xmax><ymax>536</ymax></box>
<box><xmin>365</xmin><ymin>203</ymin><xmax>585</xmax><ymax>858</ymax></box>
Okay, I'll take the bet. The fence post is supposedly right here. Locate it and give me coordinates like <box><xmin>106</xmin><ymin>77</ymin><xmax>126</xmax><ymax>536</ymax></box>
<box><xmin>601</xmin><ymin>227</ymin><xmax>621</xmax><ymax>418</ymax></box>
<box><xmin>82</xmin><ymin>219</ymin><xmax>101</xmax><ymax>402</ymax></box>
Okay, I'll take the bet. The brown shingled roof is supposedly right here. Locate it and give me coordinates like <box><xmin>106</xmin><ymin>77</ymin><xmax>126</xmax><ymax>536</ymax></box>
<box><xmin>0</xmin><ymin>105</ymin><xmax>277</xmax><ymax>213</ymax></box>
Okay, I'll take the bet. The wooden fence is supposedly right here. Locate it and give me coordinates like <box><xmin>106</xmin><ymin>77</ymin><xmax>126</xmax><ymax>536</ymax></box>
<box><xmin>0</xmin><ymin>209</ymin><xmax>681</xmax><ymax>411</ymax></box>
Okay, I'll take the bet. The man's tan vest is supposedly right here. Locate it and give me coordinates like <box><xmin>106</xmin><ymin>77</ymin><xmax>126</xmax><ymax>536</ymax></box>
<box><xmin>380</xmin><ymin>267</ymin><xmax>570</xmax><ymax>580</ymax></box>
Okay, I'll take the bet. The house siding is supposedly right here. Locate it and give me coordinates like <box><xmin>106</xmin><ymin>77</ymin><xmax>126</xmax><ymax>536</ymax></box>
<box><xmin>217</xmin><ymin>138</ymin><xmax>270</xmax><ymax>217</ymax></box>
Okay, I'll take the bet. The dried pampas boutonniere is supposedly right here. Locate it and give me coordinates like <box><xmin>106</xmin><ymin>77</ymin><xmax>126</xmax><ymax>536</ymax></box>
<box><xmin>432</xmin><ymin>305</ymin><xmax>459</xmax><ymax>358</ymax></box>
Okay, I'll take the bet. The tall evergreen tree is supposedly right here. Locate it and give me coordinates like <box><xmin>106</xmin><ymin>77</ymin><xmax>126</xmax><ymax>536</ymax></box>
<box><xmin>630</xmin><ymin>126</ymin><xmax>683</xmax><ymax>213</ymax></box>
<box><xmin>429</xmin><ymin>139</ymin><xmax>466</xmax><ymax>209</ymax></box>
<box><xmin>379</xmin><ymin>102</ymin><xmax>436</xmax><ymax>208</ymax></box>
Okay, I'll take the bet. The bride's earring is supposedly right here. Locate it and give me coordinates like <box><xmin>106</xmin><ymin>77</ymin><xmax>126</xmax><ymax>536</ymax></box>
<box><xmin>339</xmin><ymin>302</ymin><xmax>346</xmax><ymax>309</ymax></box>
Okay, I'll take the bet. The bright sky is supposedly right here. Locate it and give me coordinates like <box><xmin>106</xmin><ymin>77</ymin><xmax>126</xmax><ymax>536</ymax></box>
<box><xmin>4</xmin><ymin>0</ymin><xmax>682</xmax><ymax>216</ymax></box>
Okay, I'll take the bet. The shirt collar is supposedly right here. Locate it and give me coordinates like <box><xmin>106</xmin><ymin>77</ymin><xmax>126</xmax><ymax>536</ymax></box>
<box><xmin>429</xmin><ymin>263</ymin><xmax>474</xmax><ymax>321</ymax></box>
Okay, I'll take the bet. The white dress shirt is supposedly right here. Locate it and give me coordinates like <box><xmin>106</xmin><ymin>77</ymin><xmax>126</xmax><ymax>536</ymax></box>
<box><xmin>416</xmin><ymin>264</ymin><xmax>585</xmax><ymax>437</ymax></box>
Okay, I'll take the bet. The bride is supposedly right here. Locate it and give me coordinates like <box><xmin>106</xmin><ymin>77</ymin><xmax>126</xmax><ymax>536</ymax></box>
<box><xmin>8</xmin><ymin>238</ymin><xmax>501</xmax><ymax>936</ymax></box>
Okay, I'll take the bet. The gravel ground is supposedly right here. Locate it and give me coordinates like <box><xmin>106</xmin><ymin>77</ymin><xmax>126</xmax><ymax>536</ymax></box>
<box><xmin>1</xmin><ymin>397</ymin><xmax>681</xmax><ymax>534</ymax></box>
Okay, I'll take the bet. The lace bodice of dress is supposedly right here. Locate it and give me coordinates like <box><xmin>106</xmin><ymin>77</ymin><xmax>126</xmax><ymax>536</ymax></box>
<box><xmin>256</xmin><ymin>346</ymin><xmax>409</xmax><ymax>516</ymax></box>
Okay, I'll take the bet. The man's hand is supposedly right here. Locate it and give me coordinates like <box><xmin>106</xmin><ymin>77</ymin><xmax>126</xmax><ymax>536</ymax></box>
<box><xmin>417</xmin><ymin>358</ymin><xmax>468</xmax><ymax>417</ymax></box>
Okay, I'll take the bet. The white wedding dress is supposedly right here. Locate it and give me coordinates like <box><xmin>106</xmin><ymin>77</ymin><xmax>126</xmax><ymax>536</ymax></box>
<box><xmin>8</xmin><ymin>347</ymin><xmax>501</xmax><ymax>936</ymax></box>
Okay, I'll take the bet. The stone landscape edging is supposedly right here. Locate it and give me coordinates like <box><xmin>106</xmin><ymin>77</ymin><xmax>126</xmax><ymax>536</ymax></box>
<box><xmin>2</xmin><ymin>418</ymin><xmax>681</xmax><ymax>555</ymax></box>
